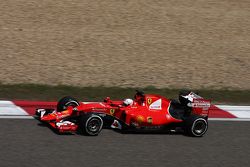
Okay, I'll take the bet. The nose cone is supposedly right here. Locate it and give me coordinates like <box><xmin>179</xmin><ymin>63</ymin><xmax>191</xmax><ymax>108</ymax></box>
<box><xmin>41</xmin><ymin>113</ymin><xmax>57</xmax><ymax>121</ymax></box>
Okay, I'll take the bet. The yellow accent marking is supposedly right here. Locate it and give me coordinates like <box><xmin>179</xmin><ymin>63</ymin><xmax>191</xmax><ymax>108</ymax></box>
<box><xmin>110</xmin><ymin>109</ymin><xmax>115</xmax><ymax>115</ymax></box>
<box><xmin>147</xmin><ymin>98</ymin><xmax>152</xmax><ymax>105</ymax></box>
<box><xmin>137</xmin><ymin>115</ymin><xmax>144</xmax><ymax>124</ymax></box>
<box><xmin>147</xmin><ymin>117</ymin><xmax>153</xmax><ymax>124</ymax></box>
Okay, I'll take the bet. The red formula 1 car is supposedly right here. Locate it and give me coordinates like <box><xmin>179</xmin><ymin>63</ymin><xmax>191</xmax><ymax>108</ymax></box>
<box><xmin>36</xmin><ymin>90</ymin><xmax>211</xmax><ymax>137</ymax></box>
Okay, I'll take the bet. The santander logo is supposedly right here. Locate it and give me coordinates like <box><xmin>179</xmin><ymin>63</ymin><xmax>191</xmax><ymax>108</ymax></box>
<box><xmin>149</xmin><ymin>99</ymin><xmax>162</xmax><ymax>110</ymax></box>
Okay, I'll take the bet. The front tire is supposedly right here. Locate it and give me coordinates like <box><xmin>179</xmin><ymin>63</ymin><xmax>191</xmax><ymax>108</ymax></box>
<box><xmin>184</xmin><ymin>115</ymin><xmax>208</xmax><ymax>137</ymax></box>
<box><xmin>57</xmin><ymin>96</ymin><xmax>80</xmax><ymax>112</ymax></box>
<box><xmin>79</xmin><ymin>114</ymin><xmax>103</xmax><ymax>136</ymax></box>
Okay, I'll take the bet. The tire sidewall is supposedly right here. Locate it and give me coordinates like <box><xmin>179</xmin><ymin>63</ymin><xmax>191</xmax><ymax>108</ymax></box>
<box><xmin>184</xmin><ymin>116</ymin><xmax>208</xmax><ymax>137</ymax></box>
<box><xmin>57</xmin><ymin>96</ymin><xmax>80</xmax><ymax>112</ymax></box>
<box><xmin>191</xmin><ymin>117</ymin><xmax>208</xmax><ymax>137</ymax></box>
<box><xmin>81</xmin><ymin>114</ymin><xmax>103</xmax><ymax>136</ymax></box>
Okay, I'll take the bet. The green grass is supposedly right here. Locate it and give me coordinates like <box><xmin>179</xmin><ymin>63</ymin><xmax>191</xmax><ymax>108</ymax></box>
<box><xmin>0</xmin><ymin>84</ymin><xmax>250</xmax><ymax>105</ymax></box>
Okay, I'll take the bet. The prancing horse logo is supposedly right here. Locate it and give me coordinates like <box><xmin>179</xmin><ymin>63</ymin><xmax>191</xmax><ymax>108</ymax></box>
<box><xmin>147</xmin><ymin>98</ymin><xmax>152</xmax><ymax>105</ymax></box>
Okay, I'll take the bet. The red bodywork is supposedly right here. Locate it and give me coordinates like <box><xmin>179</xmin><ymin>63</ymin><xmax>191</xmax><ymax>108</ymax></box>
<box><xmin>40</xmin><ymin>94</ymin><xmax>210</xmax><ymax>133</ymax></box>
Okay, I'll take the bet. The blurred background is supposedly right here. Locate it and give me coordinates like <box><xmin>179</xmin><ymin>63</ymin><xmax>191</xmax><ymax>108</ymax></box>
<box><xmin>1</xmin><ymin>0</ymin><xmax>250</xmax><ymax>89</ymax></box>
<box><xmin>0</xmin><ymin>0</ymin><xmax>250</xmax><ymax>102</ymax></box>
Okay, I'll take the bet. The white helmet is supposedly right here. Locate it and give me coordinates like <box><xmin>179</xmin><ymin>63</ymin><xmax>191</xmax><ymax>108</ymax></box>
<box><xmin>123</xmin><ymin>98</ymin><xmax>133</xmax><ymax>106</ymax></box>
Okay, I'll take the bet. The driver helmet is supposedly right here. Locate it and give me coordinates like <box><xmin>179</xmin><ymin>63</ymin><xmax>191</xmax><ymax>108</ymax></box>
<box><xmin>123</xmin><ymin>98</ymin><xmax>134</xmax><ymax>106</ymax></box>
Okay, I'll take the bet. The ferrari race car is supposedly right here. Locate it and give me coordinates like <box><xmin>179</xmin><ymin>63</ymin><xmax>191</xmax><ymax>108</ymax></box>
<box><xmin>36</xmin><ymin>90</ymin><xmax>211</xmax><ymax>137</ymax></box>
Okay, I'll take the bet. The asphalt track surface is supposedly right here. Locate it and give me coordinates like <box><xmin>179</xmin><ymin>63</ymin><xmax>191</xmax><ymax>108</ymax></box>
<box><xmin>0</xmin><ymin>119</ymin><xmax>250</xmax><ymax>167</ymax></box>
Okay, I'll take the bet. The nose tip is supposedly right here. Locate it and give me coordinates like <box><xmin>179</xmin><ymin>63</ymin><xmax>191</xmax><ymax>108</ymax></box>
<box><xmin>41</xmin><ymin>114</ymin><xmax>56</xmax><ymax>121</ymax></box>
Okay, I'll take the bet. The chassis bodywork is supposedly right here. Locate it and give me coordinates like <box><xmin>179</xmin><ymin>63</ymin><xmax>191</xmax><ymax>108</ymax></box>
<box><xmin>37</xmin><ymin>92</ymin><xmax>211</xmax><ymax>136</ymax></box>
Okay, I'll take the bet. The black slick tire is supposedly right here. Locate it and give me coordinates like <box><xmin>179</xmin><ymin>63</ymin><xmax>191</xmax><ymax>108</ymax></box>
<box><xmin>184</xmin><ymin>115</ymin><xmax>208</xmax><ymax>137</ymax></box>
<box><xmin>57</xmin><ymin>96</ymin><xmax>80</xmax><ymax>112</ymax></box>
<box><xmin>79</xmin><ymin>114</ymin><xmax>103</xmax><ymax>136</ymax></box>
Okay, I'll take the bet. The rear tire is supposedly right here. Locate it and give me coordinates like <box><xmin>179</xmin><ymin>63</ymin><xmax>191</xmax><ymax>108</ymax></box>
<box><xmin>57</xmin><ymin>96</ymin><xmax>80</xmax><ymax>112</ymax></box>
<box><xmin>184</xmin><ymin>115</ymin><xmax>208</xmax><ymax>137</ymax></box>
<box><xmin>79</xmin><ymin>114</ymin><xmax>103</xmax><ymax>136</ymax></box>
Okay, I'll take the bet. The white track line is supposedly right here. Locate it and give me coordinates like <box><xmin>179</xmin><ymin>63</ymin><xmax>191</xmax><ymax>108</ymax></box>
<box><xmin>209</xmin><ymin>118</ymin><xmax>250</xmax><ymax>121</ymax></box>
<box><xmin>0</xmin><ymin>115</ymin><xmax>34</xmax><ymax>119</ymax></box>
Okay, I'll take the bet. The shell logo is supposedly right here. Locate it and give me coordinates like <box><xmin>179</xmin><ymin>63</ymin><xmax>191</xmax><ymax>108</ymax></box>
<box><xmin>147</xmin><ymin>117</ymin><xmax>153</xmax><ymax>124</ymax></box>
<box><xmin>137</xmin><ymin>115</ymin><xmax>144</xmax><ymax>124</ymax></box>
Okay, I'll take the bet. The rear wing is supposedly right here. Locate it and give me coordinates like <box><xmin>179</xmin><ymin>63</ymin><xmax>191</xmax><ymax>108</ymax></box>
<box><xmin>181</xmin><ymin>92</ymin><xmax>211</xmax><ymax>117</ymax></box>
<box><xmin>190</xmin><ymin>99</ymin><xmax>211</xmax><ymax>117</ymax></box>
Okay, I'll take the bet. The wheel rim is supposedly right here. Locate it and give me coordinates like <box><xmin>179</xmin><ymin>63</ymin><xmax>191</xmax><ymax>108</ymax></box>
<box><xmin>192</xmin><ymin>119</ymin><xmax>207</xmax><ymax>136</ymax></box>
<box><xmin>87</xmin><ymin>118</ymin><xmax>102</xmax><ymax>134</ymax></box>
<box><xmin>64</xmin><ymin>101</ymin><xmax>79</xmax><ymax>109</ymax></box>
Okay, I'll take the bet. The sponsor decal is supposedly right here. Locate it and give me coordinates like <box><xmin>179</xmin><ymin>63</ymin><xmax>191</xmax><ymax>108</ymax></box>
<box><xmin>137</xmin><ymin>115</ymin><xmax>144</xmax><ymax>124</ymax></box>
<box><xmin>191</xmin><ymin>100</ymin><xmax>211</xmax><ymax>108</ymax></box>
<box><xmin>147</xmin><ymin>98</ymin><xmax>152</xmax><ymax>105</ymax></box>
<box><xmin>150</xmin><ymin>106</ymin><xmax>161</xmax><ymax>109</ymax></box>
<box><xmin>56</xmin><ymin>121</ymin><xmax>75</xmax><ymax>127</ymax></box>
<box><xmin>57</xmin><ymin>113</ymin><xmax>70</xmax><ymax>119</ymax></box>
<box><xmin>93</xmin><ymin>108</ymin><xmax>106</xmax><ymax>111</ymax></box>
<box><xmin>149</xmin><ymin>99</ymin><xmax>162</xmax><ymax>110</ymax></box>
<box><xmin>110</xmin><ymin>108</ymin><xmax>115</xmax><ymax>115</ymax></box>
<box><xmin>189</xmin><ymin>99</ymin><xmax>211</xmax><ymax>111</ymax></box>
<box><xmin>147</xmin><ymin>117</ymin><xmax>153</xmax><ymax>124</ymax></box>
<box><xmin>111</xmin><ymin>120</ymin><xmax>122</xmax><ymax>129</ymax></box>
